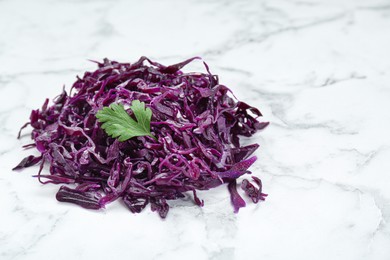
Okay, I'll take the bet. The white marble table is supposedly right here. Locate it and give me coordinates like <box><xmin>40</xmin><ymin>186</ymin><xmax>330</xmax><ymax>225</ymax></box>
<box><xmin>1</xmin><ymin>0</ymin><xmax>390</xmax><ymax>259</ymax></box>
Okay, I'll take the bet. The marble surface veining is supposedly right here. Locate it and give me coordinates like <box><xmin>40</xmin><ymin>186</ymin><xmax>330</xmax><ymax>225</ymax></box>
<box><xmin>1</xmin><ymin>0</ymin><xmax>390</xmax><ymax>259</ymax></box>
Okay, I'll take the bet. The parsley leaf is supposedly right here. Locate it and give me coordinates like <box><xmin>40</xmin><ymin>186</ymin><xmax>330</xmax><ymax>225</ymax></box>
<box><xmin>96</xmin><ymin>100</ymin><xmax>157</xmax><ymax>142</ymax></box>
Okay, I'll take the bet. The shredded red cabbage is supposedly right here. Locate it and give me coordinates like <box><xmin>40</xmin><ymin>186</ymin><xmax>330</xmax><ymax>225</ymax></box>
<box><xmin>14</xmin><ymin>56</ymin><xmax>268</xmax><ymax>218</ymax></box>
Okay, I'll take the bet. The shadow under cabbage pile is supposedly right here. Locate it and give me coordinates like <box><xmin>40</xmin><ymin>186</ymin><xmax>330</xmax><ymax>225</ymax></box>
<box><xmin>14</xmin><ymin>56</ymin><xmax>268</xmax><ymax>218</ymax></box>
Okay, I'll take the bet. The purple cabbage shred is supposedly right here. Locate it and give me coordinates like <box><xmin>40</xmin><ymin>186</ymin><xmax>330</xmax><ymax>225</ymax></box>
<box><xmin>14</xmin><ymin>56</ymin><xmax>268</xmax><ymax>218</ymax></box>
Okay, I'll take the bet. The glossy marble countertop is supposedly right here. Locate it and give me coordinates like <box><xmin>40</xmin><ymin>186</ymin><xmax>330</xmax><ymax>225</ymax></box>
<box><xmin>1</xmin><ymin>0</ymin><xmax>390</xmax><ymax>259</ymax></box>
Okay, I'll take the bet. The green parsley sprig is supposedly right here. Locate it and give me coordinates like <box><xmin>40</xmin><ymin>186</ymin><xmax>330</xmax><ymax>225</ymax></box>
<box><xmin>96</xmin><ymin>100</ymin><xmax>157</xmax><ymax>141</ymax></box>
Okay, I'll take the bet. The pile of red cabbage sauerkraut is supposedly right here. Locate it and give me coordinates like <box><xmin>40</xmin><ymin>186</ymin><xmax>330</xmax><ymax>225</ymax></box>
<box><xmin>14</xmin><ymin>57</ymin><xmax>269</xmax><ymax>218</ymax></box>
